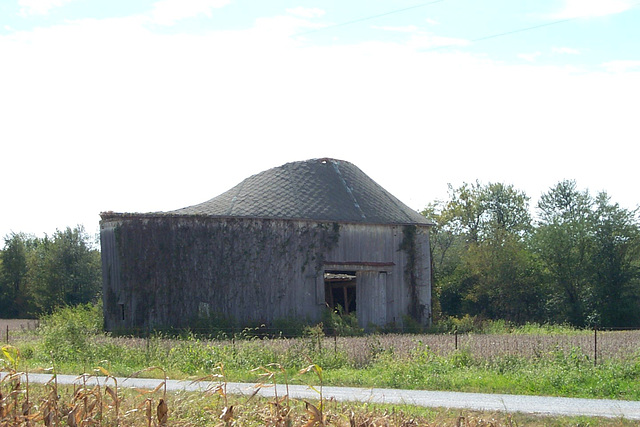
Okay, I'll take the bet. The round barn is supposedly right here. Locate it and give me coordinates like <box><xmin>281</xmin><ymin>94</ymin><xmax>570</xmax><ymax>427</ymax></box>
<box><xmin>100</xmin><ymin>158</ymin><xmax>433</xmax><ymax>333</ymax></box>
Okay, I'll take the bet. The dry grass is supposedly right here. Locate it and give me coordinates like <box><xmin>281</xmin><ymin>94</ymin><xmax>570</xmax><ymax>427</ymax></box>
<box><xmin>0</xmin><ymin>320</ymin><xmax>39</xmax><ymax>337</ymax></box>
<box><xmin>0</xmin><ymin>375</ymin><xmax>637</xmax><ymax>427</ymax></box>
<box><xmin>102</xmin><ymin>329</ymin><xmax>639</xmax><ymax>368</ymax></box>
<box><xmin>0</xmin><ymin>345</ymin><xmax>170</xmax><ymax>427</ymax></box>
<box><xmin>0</xmin><ymin>320</ymin><xmax>39</xmax><ymax>331</ymax></box>
<box><xmin>330</xmin><ymin>330</ymin><xmax>640</xmax><ymax>364</ymax></box>
<box><xmin>1</xmin><ymin>376</ymin><xmax>636</xmax><ymax>426</ymax></box>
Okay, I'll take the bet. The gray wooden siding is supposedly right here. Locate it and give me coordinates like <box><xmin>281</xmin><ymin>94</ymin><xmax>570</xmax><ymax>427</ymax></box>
<box><xmin>100</xmin><ymin>223</ymin><xmax>125</xmax><ymax>329</ymax></box>
<box><xmin>100</xmin><ymin>216</ymin><xmax>431</xmax><ymax>332</ymax></box>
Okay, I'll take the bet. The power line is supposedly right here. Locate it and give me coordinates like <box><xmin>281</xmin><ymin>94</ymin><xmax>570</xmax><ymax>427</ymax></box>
<box><xmin>292</xmin><ymin>2</ymin><xmax>640</xmax><ymax>49</ymax></box>
<box><xmin>292</xmin><ymin>0</ymin><xmax>447</xmax><ymax>37</ymax></box>
<box><xmin>470</xmin><ymin>18</ymin><xmax>575</xmax><ymax>44</ymax></box>
<box><xmin>467</xmin><ymin>1</ymin><xmax>640</xmax><ymax>45</ymax></box>
<box><xmin>416</xmin><ymin>17</ymin><xmax>578</xmax><ymax>52</ymax></box>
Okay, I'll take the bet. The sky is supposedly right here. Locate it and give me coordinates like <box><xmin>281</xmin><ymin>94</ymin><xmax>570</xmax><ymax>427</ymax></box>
<box><xmin>1</xmin><ymin>0</ymin><xmax>639</xmax><ymax>240</ymax></box>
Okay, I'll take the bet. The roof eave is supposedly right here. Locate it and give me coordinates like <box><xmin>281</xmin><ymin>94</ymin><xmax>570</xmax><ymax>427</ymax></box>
<box><xmin>99</xmin><ymin>211</ymin><xmax>433</xmax><ymax>227</ymax></box>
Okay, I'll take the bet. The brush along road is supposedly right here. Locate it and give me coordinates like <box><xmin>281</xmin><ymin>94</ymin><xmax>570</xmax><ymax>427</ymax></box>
<box><xmin>16</xmin><ymin>373</ymin><xmax>640</xmax><ymax>420</ymax></box>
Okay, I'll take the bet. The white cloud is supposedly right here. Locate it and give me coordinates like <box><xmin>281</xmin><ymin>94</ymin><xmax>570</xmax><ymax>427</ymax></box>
<box><xmin>151</xmin><ymin>0</ymin><xmax>231</xmax><ymax>26</ymax></box>
<box><xmin>552</xmin><ymin>0</ymin><xmax>637</xmax><ymax>18</ymax></box>
<box><xmin>425</xmin><ymin>18</ymin><xmax>440</xmax><ymax>25</ymax></box>
<box><xmin>408</xmin><ymin>33</ymin><xmax>469</xmax><ymax>49</ymax></box>
<box><xmin>552</xmin><ymin>46</ymin><xmax>580</xmax><ymax>55</ymax></box>
<box><xmin>286</xmin><ymin>7</ymin><xmax>325</xmax><ymax>18</ymax></box>
<box><xmin>517</xmin><ymin>51</ymin><xmax>542</xmax><ymax>62</ymax></box>
<box><xmin>372</xmin><ymin>24</ymin><xmax>419</xmax><ymax>33</ymax></box>
<box><xmin>18</xmin><ymin>0</ymin><xmax>76</xmax><ymax>16</ymax></box>
<box><xmin>372</xmin><ymin>26</ymin><xmax>468</xmax><ymax>49</ymax></box>
<box><xmin>1</xmin><ymin>11</ymin><xmax>640</xmax><ymax>238</ymax></box>
<box><xmin>255</xmin><ymin>15</ymin><xmax>325</xmax><ymax>38</ymax></box>
<box><xmin>603</xmin><ymin>60</ymin><xmax>640</xmax><ymax>73</ymax></box>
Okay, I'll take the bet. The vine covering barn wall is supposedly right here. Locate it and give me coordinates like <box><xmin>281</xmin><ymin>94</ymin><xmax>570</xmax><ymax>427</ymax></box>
<box><xmin>101</xmin><ymin>215</ymin><xmax>431</xmax><ymax>332</ymax></box>
<box><xmin>102</xmin><ymin>215</ymin><xmax>342</xmax><ymax>331</ymax></box>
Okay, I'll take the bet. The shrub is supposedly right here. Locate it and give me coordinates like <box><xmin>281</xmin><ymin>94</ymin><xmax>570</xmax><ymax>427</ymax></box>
<box><xmin>38</xmin><ymin>303</ymin><xmax>103</xmax><ymax>361</ymax></box>
<box><xmin>321</xmin><ymin>307</ymin><xmax>363</xmax><ymax>336</ymax></box>
<box><xmin>401</xmin><ymin>315</ymin><xmax>426</xmax><ymax>334</ymax></box>
<box><xmin>428</xmin><ymin>315</ymin><xmax>484</xmax><ymax>334</ymax></box>
<box><xmin>270</xmin><ymin>317</ymin><xmax>308</xmax><ymax>337</ymax></box>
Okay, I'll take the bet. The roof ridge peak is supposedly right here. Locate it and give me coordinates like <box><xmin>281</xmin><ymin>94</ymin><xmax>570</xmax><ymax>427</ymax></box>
<box><xmin>283</xmin><ymin>162</ymin><xmax>303</xmax><ymax>219</ymax></box>
<box><xmin>331</xmin><ymin>161</ymin><xmax>367</xmax><ymax>221</ymax></box>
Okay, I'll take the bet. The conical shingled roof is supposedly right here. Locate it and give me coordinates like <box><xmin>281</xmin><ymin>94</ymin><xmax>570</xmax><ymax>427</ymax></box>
<box><xmin>170</xmin><ymin>158</ymin><xmax>432</xmax><ymax>226</ymax></box>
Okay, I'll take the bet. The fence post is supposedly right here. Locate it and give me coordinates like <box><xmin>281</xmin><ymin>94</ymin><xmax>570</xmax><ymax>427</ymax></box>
<box><xmin>594</xmin><ymin>325</ymin><xmax>598</xmax><ymax>366</ymax></box>
<box><xmin>454</xmin><ymin>330</ymin><xmax>458</xmax><ymax>351</ymax></box>
<box><xmin>5</xmin><ymin>325</ymin><xmax>8</xmax><ymax>344</ymax></box>
<box><xmin>146</xmin><ymin>325</ymin><xmax>151</xmax><ymax>361</ymax></box>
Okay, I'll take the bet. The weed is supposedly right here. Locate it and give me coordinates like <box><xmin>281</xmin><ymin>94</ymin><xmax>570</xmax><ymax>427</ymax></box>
<box><xmin>321</xmin><ymin>308</ymin><xmax>363</xmax><ymax>337</ymax></box>
<box><xmin>252</xmin><ymin>363</ymin><xmax>292</xmax><ymax>425</ymax></box>
<box><xmin>127</xmin><ymin>366</ymin><xmax>168</xmax><ymax>426</ymax></box>
<box><xmin>299</xmin><ymin>358</ymin><xmax>326</xmax><ymax>426</ymax></box>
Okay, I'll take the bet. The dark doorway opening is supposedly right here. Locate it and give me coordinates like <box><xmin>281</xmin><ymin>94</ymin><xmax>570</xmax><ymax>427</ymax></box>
<box><xmin>324</xmin><ymin>271</ymin><xmax>356</xmax><ymax>314</ymax></box>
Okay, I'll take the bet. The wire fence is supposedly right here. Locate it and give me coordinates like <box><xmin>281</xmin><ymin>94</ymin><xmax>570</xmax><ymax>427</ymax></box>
<box><xmin>94</xmin><ymin>325</ymin><xmax>640</xmax><ymax>366</ymax></box>
<box><xmin>5</xmin><ymin>321</ymin><xmax>640</xmax><ymax>366</ymax></box>
<box><xmin>1</xmin><ymin>319</ymin><xmax>39</xmax><ymax>344</ymax></box>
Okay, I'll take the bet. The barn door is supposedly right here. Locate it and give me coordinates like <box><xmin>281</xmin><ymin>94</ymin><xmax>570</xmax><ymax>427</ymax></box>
<box><xmin>356</xmin><ymin>271</ymin><xmax>387</xmax><ymax>328</ymax></box>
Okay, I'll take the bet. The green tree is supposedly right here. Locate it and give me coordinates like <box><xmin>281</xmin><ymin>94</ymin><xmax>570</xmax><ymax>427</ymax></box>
<box><xmin>425</xmin><ymin>182</ymin><xmax>541</xmax><ymax>322</ymax></box>
<box><xmin>534</xmin><ymin>180</ymin><xmax>594</xmax><ymax>326</ymax></box>
<box><xmin>534</xmin><ymin>181</ymin><xmax>640</xmax><ymax>327</ymax></box>
<box><xmin>465</xmin><ymin>229</ymin><xmax>544</xmax><ymax>323</ymax></box>
<box><xmin>482</xmin><ymin>182</ymin><xmax>532</xmax><ymax>238</ymax></box>
<box><xmin>428</xmin><ymin>179</ymin><xmax>640</xmax><ymax>327</ymax></box>
<box><xmin>0</xmin><ymin>233</ymin><xmax>40</xmax><ymax>317</ymax></box>
<box><xmin>422</xmin><ymin>202</ymin><xmax>468</xmax><ymax>318</ymax></box>
<box><xmin>589</xmin><ymin>193</ymin><xmax>640</xmax><ymax>326</ymax></box>
<box><xmin>28</xmin><ymin>226</ymin><xmax>101</xmax><ymax>312</ymax></box>
<box><xmin>444</xmin><ymin>181</ymin><xmax>486</xmax><ymax>243</ymax></box>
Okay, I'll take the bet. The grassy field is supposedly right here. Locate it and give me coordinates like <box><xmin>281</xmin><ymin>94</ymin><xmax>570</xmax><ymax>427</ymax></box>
<box><xmin>2</xmin><ymin>306</ymin><xmax>640</xmax><ymax>425</ymax></box>
<box><xmin>102</xmin><ymin>330</ymin><xmax>639</xmax><ymax>400</ymax></box>
<box><xmin>7</xmin><ymin>306</ymin><xmax>640</xmax><ymax>398</ymax></box>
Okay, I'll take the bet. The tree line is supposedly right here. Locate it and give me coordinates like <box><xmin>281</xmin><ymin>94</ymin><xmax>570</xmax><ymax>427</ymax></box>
<box><xmin>1</xmin><ymin>180</ymin><xmax>639</xmax><ymax>327</ymax></box>
<box><xmin>425</xmin><ymin>179</ymin><xmax>640</xmax><ymax>328</ymax></box>
<box><xmin>0</xmin><ymin>226</ymin><xmax>101</xmax><ymax>317</ymax></box>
